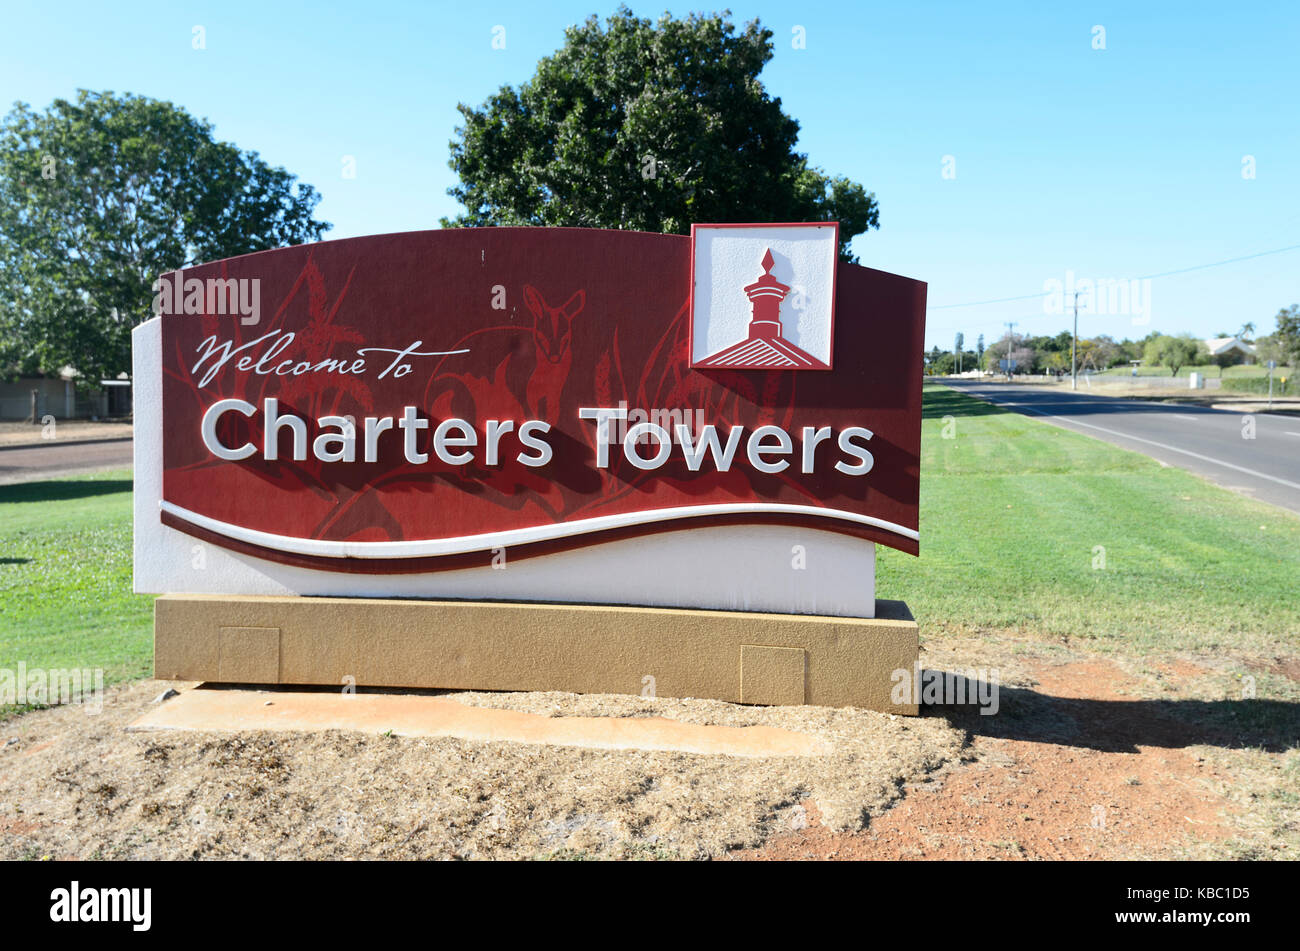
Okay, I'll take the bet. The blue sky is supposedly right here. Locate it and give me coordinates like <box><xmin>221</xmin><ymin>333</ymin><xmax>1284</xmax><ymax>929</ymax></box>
<box><xmin>3</xmin><ymin>1</ymin><xmax>1297</xmax><ymax>350</ymax></box>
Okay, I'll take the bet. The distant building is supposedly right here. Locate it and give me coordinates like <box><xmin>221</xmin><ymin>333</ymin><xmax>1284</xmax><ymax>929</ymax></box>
<box><xmin>0</xmin><ymin>368</ymin><xmax>130</xmax><ymax>421</ymax></box>
<box><xmin>1202</xmin><ymin>336</ymin><xmax>1256</xmax><ymax>365</ymax></box>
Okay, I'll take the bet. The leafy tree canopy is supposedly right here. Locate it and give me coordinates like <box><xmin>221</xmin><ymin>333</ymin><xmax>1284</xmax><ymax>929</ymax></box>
<box><xmin>1273</xmin><ymin>304</ymin><xmax>1300</xmax><ymax>365</ymax></box>
<box><xmin>1142</xmin><ymin>333</ymin><xmax>1201</xmax><ymax>376</ymax></box>
<box><xmin>442</xmin><ymin>7</ymin><xmax>879</xmax><ymax>261</ymax></box>
<box><xmin>0</xmin><ymin>90</ymin><xmax>330</xmax><ymax>383</ymax></box>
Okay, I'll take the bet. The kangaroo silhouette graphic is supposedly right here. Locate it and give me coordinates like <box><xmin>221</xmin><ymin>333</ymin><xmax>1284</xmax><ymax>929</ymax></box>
<box><xmin>522</xmin><ymin>284</ymin><xmax>585</xmax><ymax>419</ymax></box>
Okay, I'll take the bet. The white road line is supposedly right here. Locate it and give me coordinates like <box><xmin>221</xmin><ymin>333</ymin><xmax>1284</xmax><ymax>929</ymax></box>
<box><xmin>1173</xmin><ymin>414</ymin><xmax>1199</xmax><ymax>421</ymax></box>
<box><xmin>966</xmin><ymin>391</ymin><xmax>1300</xmax><ymax>492</ymax></box>
<box><xmin>1286</xmin><ymin>432</ymin><xmax>1300</xmax><ymax>438</ymax></box>
<box><xmin>1008</xmin><ymin>405</ymin><xmax>1300</xmax><ymax>491</ymax></box>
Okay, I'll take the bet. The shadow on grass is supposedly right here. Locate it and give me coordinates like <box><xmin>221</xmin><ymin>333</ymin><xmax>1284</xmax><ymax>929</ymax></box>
<box><xmin>924</xmin><ymin>673</ymin><xmax>1300</xmax><ymax>754</ymax></box>
<box><xmin>921</xmin><ymin>387</ymin><xmax>1007</xmax><ymax>419</ymax></box>
<box><xmin>0</xmin><ymin>479</ymin><xmax>132</xmax><ymax>504</ymax></box>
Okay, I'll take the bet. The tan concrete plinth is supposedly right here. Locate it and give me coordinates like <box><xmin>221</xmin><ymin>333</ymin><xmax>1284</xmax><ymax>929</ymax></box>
<box><xmin>153</xmin><ymin>595</ymin><xmax>919</xmax><ymax>714</ymax></box>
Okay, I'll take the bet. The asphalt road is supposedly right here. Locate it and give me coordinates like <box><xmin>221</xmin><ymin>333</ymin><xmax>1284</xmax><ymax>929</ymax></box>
<box><xmin>942</xmin><ymin>381</ymin><xmax>1300</xmax><ymax>516</ymax></box>
<box><xmin>0</xmin><ymin>438</ymin><xmax>134</xmax><ymax>486</ymax></box>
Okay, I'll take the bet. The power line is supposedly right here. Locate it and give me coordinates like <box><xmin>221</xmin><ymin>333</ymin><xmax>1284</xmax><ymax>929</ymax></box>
<box><xmin>925</xmin><ymin>312</ymin><xmax>1067</xmax><ymax>335</ymax></box>
<box><xmin>1134</xmin><ymin>243</ymin><xmax>1300</xmax><ymax>281</ymax></box>
<box><xmin>927</xmin><ymin>241</ymin><xmax>1300</xmax><ymax>311</ymax></box>
<box><xmin>930</xmin><ymin>290</ymin><xmax>1042</xmax><ymax>310</ymax></box>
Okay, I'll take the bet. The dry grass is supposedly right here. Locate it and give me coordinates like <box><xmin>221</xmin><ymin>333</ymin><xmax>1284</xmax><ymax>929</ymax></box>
<box><xmin>0</xmin><ymin>680</ymin><xmax>965</xmax><ymax>860</ymax></box>
<box><xmin>0</xmin><ymin>421</ymin><xmax>132</xmax><ymax>447</ymax></box>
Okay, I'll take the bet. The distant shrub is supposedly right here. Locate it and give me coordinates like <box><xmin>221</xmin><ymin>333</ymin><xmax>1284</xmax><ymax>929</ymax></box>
<box><xmin>1220</xmin><ymin>375</ymin><xmax>1291</xmax><ymax>395</ymax></box>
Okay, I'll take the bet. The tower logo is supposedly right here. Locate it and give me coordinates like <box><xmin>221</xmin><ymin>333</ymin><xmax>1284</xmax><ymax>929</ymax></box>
<box><xmin>689</xmin><ymin>222</ymin><xmax>838</xmax><ymax>370</ymax></box>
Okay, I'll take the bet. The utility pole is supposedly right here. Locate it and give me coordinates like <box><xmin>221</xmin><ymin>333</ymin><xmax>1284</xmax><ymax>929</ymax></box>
<box><xmin>1071</xmin><ymin>290</ymin><xmax>1081</xmax><ymax>391</ymax></box>
<box><xmin>1005</xmin><ymin>321</ymin><xmax>1017</xmax><ymax>381</ymax></box>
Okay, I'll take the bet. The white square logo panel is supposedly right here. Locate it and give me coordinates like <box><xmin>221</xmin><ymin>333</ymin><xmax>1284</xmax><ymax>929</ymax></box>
<box><xmin>690</xmin><ymin>222</ymin><xmax>838</xmax><ymax>370</ymax></box>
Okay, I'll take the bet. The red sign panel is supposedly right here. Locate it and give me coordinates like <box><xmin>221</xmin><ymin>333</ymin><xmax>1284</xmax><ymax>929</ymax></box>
<box><xmin>158</xmin><ymin>227</ymin><xmax>926</xmax><ymax>572</ymax></box>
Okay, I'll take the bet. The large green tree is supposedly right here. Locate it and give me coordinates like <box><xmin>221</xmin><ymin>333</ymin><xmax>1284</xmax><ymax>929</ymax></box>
<box><xmin>442</xmin><ymin>7</ymin><xmax>879</xmax><ymax>261</ymax></box>
<box><xmin>1142</xmin><ymin>333</ymin><xmax>1201</xmax><ymax>376</ymax></box>
<box><xmin>0</xmin><ymin>90</ymin><xmax>330</xmax><ymax>383</ymax></box>
<box><xmin>1273</xmin><ymin>304</ymin><xmax>1300</xmax><ymax>366</ymax></box>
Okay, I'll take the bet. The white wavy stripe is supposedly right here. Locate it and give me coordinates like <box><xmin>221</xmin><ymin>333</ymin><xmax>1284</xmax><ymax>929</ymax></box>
<box><xmin>160</xmin><ymin>499</ymin><xmax>919</xmax><ymax>559</ymax></box>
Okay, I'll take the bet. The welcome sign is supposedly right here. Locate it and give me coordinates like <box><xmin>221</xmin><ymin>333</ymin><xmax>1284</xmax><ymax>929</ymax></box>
<box><xmin>135</xmin><ymin>225</ymin><xmax>924</xmax><ymax>622</ymax></box>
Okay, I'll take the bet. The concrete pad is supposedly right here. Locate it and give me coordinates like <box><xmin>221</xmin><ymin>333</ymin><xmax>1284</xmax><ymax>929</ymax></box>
<box><xmin>129</xmin><ymin>686</ymin><xmax>834</xmax><ymax>758</ymax></box>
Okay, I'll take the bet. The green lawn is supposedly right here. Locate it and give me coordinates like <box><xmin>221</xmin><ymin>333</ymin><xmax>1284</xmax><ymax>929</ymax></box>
<box><xmin>2</xmin><ymin>390</ymin><xmax>1298</xmax><ymax>711</ymax></box>
<box><xmin>0</xmin><ymin>469</ymin><xmax>151</xmax><ymax>715</ymax></box>
<box><xmin>877</xmin><ymin>386</ymin><xmax>1300</xmax><ymax>653</ymax></box>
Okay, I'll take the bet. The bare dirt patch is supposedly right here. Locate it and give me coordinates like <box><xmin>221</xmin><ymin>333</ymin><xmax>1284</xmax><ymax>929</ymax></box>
<box><xmin>2</xmin><ymin>637</ymin><xmax>1294</xmax><ymax>860</ymax></box>
<box><xmin>0</xmin><ymin>682</ymin><xmax>962</xmax><ymax>860</ymax></box>
<box><xmin>735</xmin><ymin>642</ymin><xmax>1299</xmax><ymax>860</ymax></box>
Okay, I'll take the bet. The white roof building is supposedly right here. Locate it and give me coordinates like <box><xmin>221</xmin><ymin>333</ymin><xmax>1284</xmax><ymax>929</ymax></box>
<box><xmin>1203</xmin><ymin>336</ymin><xmax>1256</xmax><ymax>359</ymax></box>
